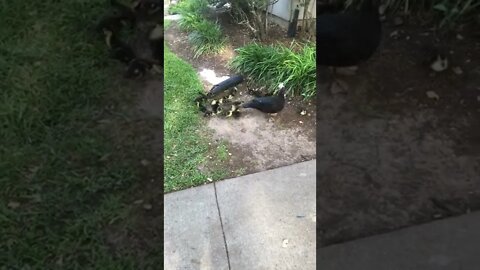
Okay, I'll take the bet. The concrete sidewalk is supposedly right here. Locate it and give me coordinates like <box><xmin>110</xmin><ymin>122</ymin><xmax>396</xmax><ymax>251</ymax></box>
<box><xmin>164</xmin><ymin>160</ymin><xmax>316</xmax><ymax>270</ymax></box>
<box><xmin>318</xmin><ymin>211</ymin><xmax>480</xmax><ymax>270</ymax></box>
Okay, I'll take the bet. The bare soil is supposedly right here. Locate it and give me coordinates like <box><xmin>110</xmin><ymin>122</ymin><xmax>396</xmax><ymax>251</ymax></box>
<box><xmin>165</xmin><ymin>16</ymin><xmax>316</xmax><ymax>177</ymax></box>
<box><xmin>317</xmin><ymin>19</ymin><xmax>480</xmax><ymax>246</ymax></box>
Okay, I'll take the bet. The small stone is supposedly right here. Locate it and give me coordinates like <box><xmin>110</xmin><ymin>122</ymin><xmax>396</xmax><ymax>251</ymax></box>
<box><xmin>456</xmin><ymin>34</ymin><xmax>464</xmax><ymax>40</ymax></box>
<box><xmin>452</xmin><ymin>66</ymin><xmax>463</xmax><ymax>75</ymax></box>
<box><xmin>426</xmin><ymin>91</ymin><xmax>440</xmax><ymax>100</ymax></box>
<box><xmin>393</xmin><ymin>16</ymin><xmax>404</xmax><ymax>26</ymax></box>
<box><xmin>282</xmin><ymin>239</ymin><xmax>289</xmax><ymax>248</ymax></box>
<box><xmin>405</xmin><ymin>36</ymin><xmax>411</xmax><ymax>40</ymax></box>
<box><xmin>207</xmin><ymin>177</ymin><xmax>213</xmax><ymax>182</ymax></box>
<box><xmin>141</xmin><ymin>159</ymin><xmax>150</xmax><ymax>166</ymax></box>
<box><xmin>390</xmin><ymin>30</ymin><xmax>400</xmax><ymax>38</ymax></box>
<box><xmin>8</xmin><ymin>201</ymin><xmax>20</xmax><ymax>209</ymax></box>
<box><xmin>378</xmin><ymin>4</ymin><xmax>387</xmax><ymax>15</ymax></box>
<box><xmin>143</xmin><ymin>204</ymin><xmax>153</xmax><ymax>210</ymax></box>
<box><xmin>299</xmin><ymin>121</ymin><xmax>303</xmax><ymax>124</ymax></box>
<box><xmin>228</xmin><ymin>152</ymin><xmax>232</xmax><ymax>156</ymax></box>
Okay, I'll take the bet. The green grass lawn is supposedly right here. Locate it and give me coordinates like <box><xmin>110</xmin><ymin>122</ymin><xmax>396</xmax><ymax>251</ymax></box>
<box><xmin>164</xmin><ymin>37</ymin><xmax>227</xmax><ymax>192</ymax></box>
<box><xmin>1</xmin><ymin>1</ymin><xmax>161</xmax><ymax>268</ymax></box>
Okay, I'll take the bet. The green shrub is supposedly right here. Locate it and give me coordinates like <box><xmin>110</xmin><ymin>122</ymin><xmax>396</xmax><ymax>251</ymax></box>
<box><xmin>169</xmin><ymin>0</ymin><xmax>209</xmax><ymax>16</ymax></box>
<box><xmin>188</xmin><ymin>20</ymin><xmax>226</xmax><ymax>58</ymax></box>
<box><xmin>230</xmin><ymin>42</ymin><xmax>316</xmax><ymax>99</ymax></box>
<box><xmin>178</xmin><ymin>13</ymin><xmax>204</xmax><ymax>31</ymax></box>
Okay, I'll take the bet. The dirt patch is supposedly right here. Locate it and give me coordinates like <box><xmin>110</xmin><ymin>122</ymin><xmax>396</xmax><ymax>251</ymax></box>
<box><xmin>165</xmin><ymin>16</ymin><xmax>316</xmax><ymax>176</ymax></box>
<box><xmin>317</xmin><ymin>19</ymin><xmax>480</xmax><ymax>247</ymax></box>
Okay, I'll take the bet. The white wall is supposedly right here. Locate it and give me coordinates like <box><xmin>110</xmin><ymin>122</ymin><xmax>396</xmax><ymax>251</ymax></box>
<box><xmin>268</xmin><ymin>0</ymin><xmax>316</xmax><ymax>22</ymax></box>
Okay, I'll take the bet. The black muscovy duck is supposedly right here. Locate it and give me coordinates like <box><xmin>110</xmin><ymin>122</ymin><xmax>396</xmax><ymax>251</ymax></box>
<box><xmin>241</xmin><ymin>83</ymin><xmax>286</xmax><ymax>114</ymax></box>
<box><xmin>317</xmin><ymin>0</ymin><xmax>382</xmax><ymax>90</ymax></box>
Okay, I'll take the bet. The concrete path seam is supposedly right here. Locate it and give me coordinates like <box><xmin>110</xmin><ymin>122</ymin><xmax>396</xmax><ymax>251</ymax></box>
<box><xmin>214</xmin><ymin>182</ymin><xmax>232</xmax><ymax>270</ymax></box>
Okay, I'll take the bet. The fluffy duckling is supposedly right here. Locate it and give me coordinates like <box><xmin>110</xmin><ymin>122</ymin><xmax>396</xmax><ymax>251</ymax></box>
<box><xmin>214</xmin><ymin>101</ymin><xmax>242</xmax><ymax>118</ymax></box>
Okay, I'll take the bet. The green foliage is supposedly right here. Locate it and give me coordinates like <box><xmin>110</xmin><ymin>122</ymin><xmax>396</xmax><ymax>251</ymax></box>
<box><xmin>231</xmin><ymin>42</ymin><xmax>316</xmax><ymax>99</ymax></box>
<box><xmin>178</xmin><ymin>13</ymin><xmax>204</xmax><ymax>31</ymax></box>
<box><xmin>174</xmin><ymin>0</ymin><xmax>227</xmax><ymax>57</ymax></box>
<box><xmin>188</xmin><ymin>20</ymin><xmax>227</xmax><ymax>58</ymax></box>
<box><xmin>169</xmin><ymin>0</ymin><xmax>209</xmax><ymax>15</ymax></box>
<box><xmin>432</xmin><ymin>0</ymin><xmax>480</xmax><ymax>29</ymax></box>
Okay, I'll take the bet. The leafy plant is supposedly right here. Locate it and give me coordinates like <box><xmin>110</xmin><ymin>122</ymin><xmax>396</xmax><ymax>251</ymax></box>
<box><xmin>178</xmin><ymin>13</ymin><xmax>204</xmax><ymax>31</ymax></box>
<box><xmin>169</xmin><ymin>0</ymin><xmax>209</xmax><ymax>15</ymax></box>
<box><xmin>433</xmin><ymin>0</ymin><xmax>480</xmax><ymax>29</ymax></box>
<box><xmin>230</xmin><ymin>42</ymin><xmax>316</xmax><ymax>99</ymax></box>
<box><xmin>174</xmin><ymin>0</ymin><xmax>227</xmax><ymax>58</ymax></box>
<box><xmin>188</xmin><ymin>20</ymin><xmax>226</xmax><ymax>58</ymax></box>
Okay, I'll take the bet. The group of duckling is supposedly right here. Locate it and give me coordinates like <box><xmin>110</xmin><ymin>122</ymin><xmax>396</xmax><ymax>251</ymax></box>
<box><xmin>194</xmin><ymin>75</ymin><xmax>287</xmax><ymax>118</ymax></box>
<box><xmin>96</xmin><ymin>0</ymin><xmax>163</xmax><ymax>79</ymax></box>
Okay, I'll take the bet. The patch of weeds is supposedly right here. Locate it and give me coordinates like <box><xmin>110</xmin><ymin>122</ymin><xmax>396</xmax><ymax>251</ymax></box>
<box><xmin>165</xmin><ymin>19</ymin><xmax>172</xmax><ymax>29</ymax></box>
<box><xmin>217</xmin><ymin>143</ymin><xmax>229</xmax><ymax>162</ymax></box>
<box><xmin>231</xmin><ymin>42</ymin><xmax>316</xmax><ymax>99</ymax></box>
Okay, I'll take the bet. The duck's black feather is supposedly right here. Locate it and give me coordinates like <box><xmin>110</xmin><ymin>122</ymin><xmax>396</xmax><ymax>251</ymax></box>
<box><xmin>242</xmin><ymin>87</ymin><xmax>286</xmax><ymax>114</ymax></box>
<box><xmin>316</xmin><ymin>0</ymin><xmax>381</xmax><ymax>67</ymax></box>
